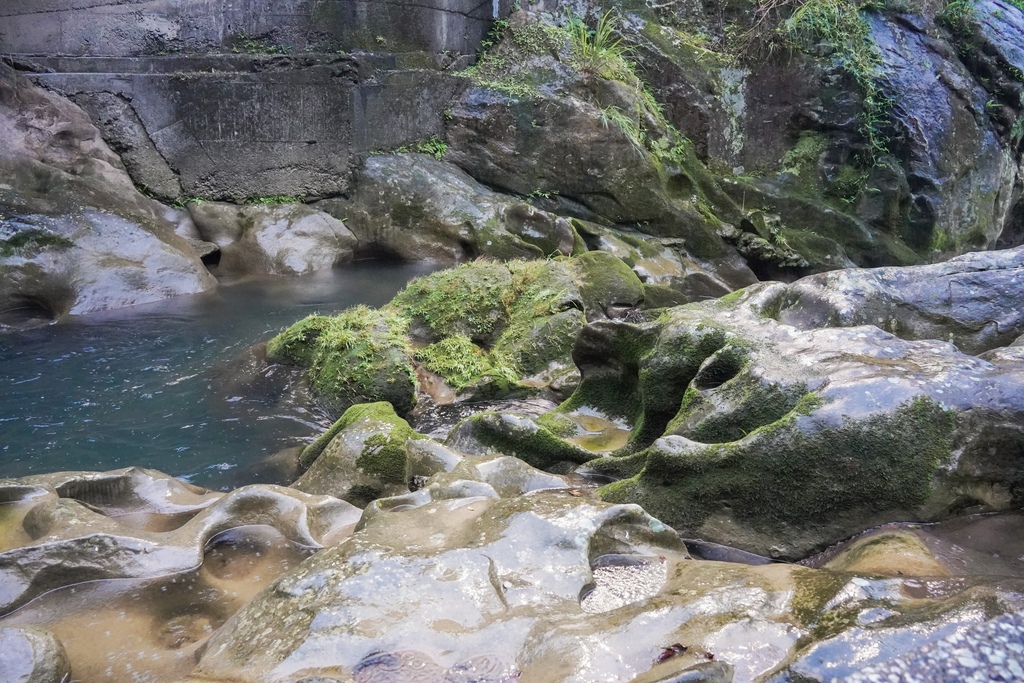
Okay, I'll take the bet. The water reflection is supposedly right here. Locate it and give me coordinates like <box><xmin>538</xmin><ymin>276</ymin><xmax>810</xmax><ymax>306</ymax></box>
<box><xmin>0</xmin><ymin>262</ymin><xmax>438</xmax><ymax>489</ymax></box>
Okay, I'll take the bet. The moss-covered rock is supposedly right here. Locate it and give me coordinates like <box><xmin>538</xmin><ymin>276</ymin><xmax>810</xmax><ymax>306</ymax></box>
<box><xmin>393</xmin><ymin>260</ymin><xmax>516</xmax><ymax>345</ymax></box>
<box><xmin>574</xmin><ymin>251</ymin><xmax>644</xmax><ymax>319</ymax></box>
<box><xmin>600</xmin><ymin>395</ymin><xmax>955</xmax><ymax>558</ymax></box>
<box><xmin>266</xmin><ymin>255</ymin><xmax>651</xmax><ymax>416</ymax></box>
<box><xmin>546</xmin><ymin>253</ymin><xmax>1024</xmax><ymax>557</ymax></box>
<box><xmin>266</xmin><ymin>306</ymin><xmax>417</xmax><ymax>415</ymax></box>
<box><xmin>291</xmin><ymin>402</ymin><xmax>428</xmax><ymax>507</ymax></box>
<box><xmin>445</xmin><ymin>411</ymin><xmax>598</xmax><ymax>472</ymax></box>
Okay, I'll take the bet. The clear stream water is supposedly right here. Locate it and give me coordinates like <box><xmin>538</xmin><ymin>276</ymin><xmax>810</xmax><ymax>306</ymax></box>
<box><xmin>0</xmin><ymin>262</ymin><xmax>438</xmax><ymax>490</ymax></box>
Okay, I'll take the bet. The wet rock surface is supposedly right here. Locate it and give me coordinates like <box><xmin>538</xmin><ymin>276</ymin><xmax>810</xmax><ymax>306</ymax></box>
<box><xmin>0</xmin><ymin>432</ymin><xmax>1021</xmax><ymax>683</ymax></box>
<box><xmin>183</xmin><ymin>462</ymin><xmax>1023</xmax><ymax>683</ymax></box>
<box><xmin>0</xmin><ymin>64</ymin><xmax>216</xmax><ymax>330</ymax></box>
<box><xmin>1</xmin><ymin>1</ymin><xmax>1023</xmax><ymax>682</ymax></box>
<box><xmin>0</xmin><ymin>468</ymin><xmax>361</xmax><ymax>615</ymax></box>
<box><xmin>188</xmin><ymin>201</ymin><xmax>356</xmax><ymax>276</ymax></box>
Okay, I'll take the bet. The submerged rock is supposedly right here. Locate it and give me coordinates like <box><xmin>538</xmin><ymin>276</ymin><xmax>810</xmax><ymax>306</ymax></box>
<box><xmin>0</xmin><ymin>626</ymin><xmax>71</xmax><ymax>683</ymax></box>
<box><xmin>0</xmin><ymin>468</ymin><xmax>361</xmax><ymax>615</ymax></box>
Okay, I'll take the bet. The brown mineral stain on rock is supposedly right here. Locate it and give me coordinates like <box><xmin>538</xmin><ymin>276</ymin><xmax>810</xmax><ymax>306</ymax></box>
<box><xmin>0</xmin><ymin>524</ymin><xmax>315</xmax><ymax>683</ymax></box>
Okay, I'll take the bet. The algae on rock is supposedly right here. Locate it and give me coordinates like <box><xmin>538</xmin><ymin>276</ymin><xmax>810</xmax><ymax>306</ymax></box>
<box><xmin>266</xmin><ymin>255</ymin><xmax>648</xmax><ymax>417</ymax></box>
<box><xmin>292</xmin><ymin>401</ymin><xmax>428</xmax><ymax>506</ymax></box>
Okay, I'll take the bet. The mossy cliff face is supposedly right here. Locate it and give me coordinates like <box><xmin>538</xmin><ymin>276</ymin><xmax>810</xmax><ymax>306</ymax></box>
<box><xmin>442</xmin><ymin>2</ymin><xmax>1022</xmax><ymax>280</ymax></box>
<box><xmin>266</xmin><ymin>255</ymin><xmax>647</xmax><ymax>416</ymax></box>
<box><xmin>444</xmin><ymin>12</ymin><xmax>761</xmax><ymax>289</ymax></box>
<box><xmin>622</xmin><ymin>0</ymin><xmax>1023</xmax><ymax>264</ymax></box>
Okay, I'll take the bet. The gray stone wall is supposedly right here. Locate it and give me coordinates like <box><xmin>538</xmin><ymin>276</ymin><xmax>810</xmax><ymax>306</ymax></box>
<box><xmin>25</xmin><ymin>55</ymin><xmax>463</xmax><ymax>200</ymax></box>
<box><xmin>1</xmin><ymin>0</ymin><xmax>508</xmax><ymax>200</ymax></box>
<box><xmin>0</xmin><ymin>0</ymin><xmax>502</xmax><ymax>56</ymax></box>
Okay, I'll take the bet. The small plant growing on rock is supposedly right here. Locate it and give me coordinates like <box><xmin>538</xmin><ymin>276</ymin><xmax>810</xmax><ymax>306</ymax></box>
<box><xmin>775</xmin><ymin>0</ymin><xmax>892</xmax><ymax>162</ymax></box>
<box><xmin>414</xmin><ymin>136</ymin><xmax>448</xmax><ymax>160</ymax></box>
<box><xmin>567</xmin><ymin>10</ymin><xmax>631</xmax><ymax>79</ymax></box>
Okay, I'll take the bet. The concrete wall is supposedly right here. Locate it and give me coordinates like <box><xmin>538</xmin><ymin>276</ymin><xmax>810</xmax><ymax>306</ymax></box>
<box><xmin>23</xmin><ymin>55</ymin><xmax>464</xmax><ymax>200</ymax></box>
<box><xmin>0</xmin><ymin>0</ymin><xmax>503</xmax><ymax>56</ymax></box>
<box><xmin>1</xmin><ymin>0</ymin><xmax>510</xmax><ymax>200</ymax></box>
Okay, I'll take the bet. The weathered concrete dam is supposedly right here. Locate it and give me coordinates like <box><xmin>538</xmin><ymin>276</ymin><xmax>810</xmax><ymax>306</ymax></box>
<box><xmin>0</xmin><ymin>0</ymin><xmax>510</xmax><ymax>200</ymax></box>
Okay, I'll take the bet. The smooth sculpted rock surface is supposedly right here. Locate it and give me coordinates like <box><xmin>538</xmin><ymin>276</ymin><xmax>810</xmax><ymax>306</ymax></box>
<box><xmin>184</xmin><ymin>446</ymin><xmax>1024</xmax><ymax>683</ymax></box>
<box><xmin>2</xmin><ymin>422</ymin><xmax>1023</xmax><ymax>682</ymax></box>
<box><xmin>0</xmin><ymin>64</ymin><xmax>216</xmax><ymax>329</ymax></box>
<box><xmin>772</xmin><ymin>247</ymin><xmax>1024</xmax><ymax>354</ymax></box>
<box><xmin>0</xmin><ymin>467</ymin><xmax>361</xmax><ymax>615</ymax></box>
<box><xmin>439</xmin><ymin>248</ymin><xmax>1024</xmax><ymax>558</ymax></box>
<box><xmin>188</xmin><ymin>201</ymin><xmax>356</xmax><ymax>275</ymax></box>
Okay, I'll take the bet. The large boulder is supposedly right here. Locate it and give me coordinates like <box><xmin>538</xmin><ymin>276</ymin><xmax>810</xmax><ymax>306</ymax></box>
<box><xmin>265</xmin><ymin>256</ymin><xmax>647</xmax><ymax>416</ymax></box>
<box><xmin>187</xmin><ymin>201</ymin><xmax>356</xmax><ymax>275</ymax></box>
<box><xmin>584</xmin><ymin>258</ymin><xmax>1024</xmax><ymax>557</ymax></box>
<box><xmin>449</xmin><ymin>248</ymin><xmax>1024</xmax><ymax>558</ymax></box>
<box><xmin>772</xmin><ymin>247</ymin><xmax>1024</xmax><ymax>354</ymax></box>
<box><xmin>0</xmin><ymin>63</ymin><xmax>216</xmax><ymax>330</ymax></box>
<box><xmin>317</xmin><ymin>153</ymin><xmax>578</xmax><ymax>262</ymax></box>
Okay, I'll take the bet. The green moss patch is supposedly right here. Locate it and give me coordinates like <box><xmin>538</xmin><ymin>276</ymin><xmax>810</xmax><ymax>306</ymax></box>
<box><xmin>415</xmin><ymin>334</ymin><xmax>518</xmax><ymax>392</ymax></box>
<box><xmin>601</xmin><ymin>395</ymin><xmax>955</xmax><ymax>536</ymax></box>
<box><xmin>449</xmin><ymin>411</ymin><xmax>597</xmax><ymax>470</ymax></box>
<box><xmin>0</xmin><ymin>230</ymin><xmax>74</xmax><ymax>258</ymax></box>
<box><xmin>267</xmin><ymin>306</ymin><xmax>416</xmax><ymax>415</ymax></box>
<box><xmin>392</xmin><ymin>260</ymin><xmax>515</xmax><ymax>344</ymax></box>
